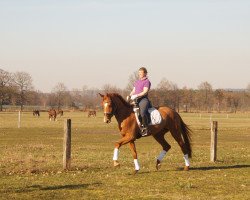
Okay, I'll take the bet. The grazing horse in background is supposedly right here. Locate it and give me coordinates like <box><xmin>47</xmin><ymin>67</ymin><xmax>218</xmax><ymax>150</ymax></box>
<box><xmin>57</xmin><ymin>109</ymin><xmax>63</xmax><ymax>117</ymax></box>
<box><xmin>99</xmin><ymin>93</ymin><xmax>192</xmax><ymax>174</ymax></box>
<box><xmin>88</xmin><ymin>110</ymin><xmax>96</xmax><ymax>117</ymax></box>
<box><xmin>33</xmin><ymin>110</ymin><xmax>40</xmax><ymax>117</ymax></box>
<box><xmin>48</xmin><ymin>109</ymin><xmax>57</xmax><ymax>121</ymax></box>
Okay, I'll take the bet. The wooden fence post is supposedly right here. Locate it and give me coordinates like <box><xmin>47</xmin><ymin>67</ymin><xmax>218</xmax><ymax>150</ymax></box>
<box><xmin>63</xmin><ymin>119</ymin><xmax>71</xmax><ymax>170</ymax></box>
<box><xmin>18</xmin><ymin>111</ymin><xmax>21</xmax><ymax>128</ymax></box>
<box><xmin>210</xmin><ymin>121</ymin><xmax>218</xmax><ymax>162</ymax></box>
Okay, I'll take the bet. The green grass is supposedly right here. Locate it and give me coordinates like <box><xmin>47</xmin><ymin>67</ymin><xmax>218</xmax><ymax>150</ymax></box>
<box><xmin>0</xmin><ymin>111</ymin><xmax>249</xmax><ymax>199</ymax></box>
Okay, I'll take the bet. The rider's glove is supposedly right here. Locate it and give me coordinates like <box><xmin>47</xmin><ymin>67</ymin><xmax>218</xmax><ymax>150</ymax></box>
<box><xmin>131</xmin><ymin>94</ymin><xmax>138</xmax><ymax>100</ymax></box>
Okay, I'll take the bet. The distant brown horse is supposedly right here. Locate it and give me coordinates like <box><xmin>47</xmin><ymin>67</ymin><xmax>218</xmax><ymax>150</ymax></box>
<box><xmin>48</xmin><ymin>109</ymin><xmax>57</xmax><ymax>121</ymax></box>
<box><xmin>99</xmin><ymin>93</ymin><xmax>192</xmax><ymax>174</ymax></box>
<box><xmin>33</xmin><ymin>110</ymin><xmax>40</xmax><ymax>117</ymax></box>
<box><xmin>88</xmin><ymin>110</ymin><xmax>96</xmax><ymax>117</ymax></box>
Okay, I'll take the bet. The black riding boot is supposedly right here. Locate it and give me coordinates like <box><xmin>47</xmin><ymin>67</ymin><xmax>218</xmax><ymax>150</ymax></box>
<box><xmin>141</xmin><ymin>116</ymin><xmax>149</xmax><ymax>137</ymax></box>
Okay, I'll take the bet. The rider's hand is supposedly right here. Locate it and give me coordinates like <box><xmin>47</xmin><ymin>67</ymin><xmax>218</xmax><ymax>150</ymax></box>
<box><xmin>126</xmin><ymin>95</ymin><xmax>131</xmax><ymax>102</ymax></box>
<box><xmin>131</xmin><ymin>94</ymin><xmax>138</xmax><ymax>100</ymax></box>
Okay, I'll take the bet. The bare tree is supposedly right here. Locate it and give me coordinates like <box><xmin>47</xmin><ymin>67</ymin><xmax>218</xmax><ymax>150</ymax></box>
<box><xmin>52</xmin><ymin>82</ymin><xmax>68</xmax><ymax>110</ymax></box>
<box><xmin>225</xmin><ymin>91</ymin><xmax>241</xmax><ymax>113</ymax></box>
<box><xmin>70</xmin><ymin>88</ymin><xmax>87</xmax><ymax>109</ymax></box>
<box><xmin>148</xmin><ymin>89</ymin><xmax>159</xmax><ymax>107</ymax></box>
<box><xmin>247</xmin><ymin>83</ymin><xmax>250</xmax><ymax>92</ymax></box>
<box><xmin>157</xmin><ymin>78</ymin><xmax>173</xmax><ymax>90</ymax></box>
<box><xmin>214</xmin><ymin>89</ymin><xmax>224</xmax><ymax>113</ymax></box>
<box><xmin>12</xmin><ymin>71</ymin><xmax>33</xmax><ymax>111</ymax></box>
<box><xmin>0</xmin><ymin>69</ymin><xmax>12</xmax><ymax>111</ymax></box>
<box><xmin>246</xmin><ymin>84</ymin><xmax>250</xmax><ymax>111</ymax></box>
<box><xmin>156</xmin><ymin>78</ymin><xmax>179</xmax><ymax>110</ymax></box>
<box><xmin>156</xmin><ymin>78</ymin><xmax>172</xmax><ymax>106</ymax></box>
<box><xmin>125</xmin><ymin>71</ymin><xmax>138</xmax><ymax>94</ymax></box>
<box><xmin>226</xmin><ymin>93</ymin><xmax>233</xmax><ymax>112</ymax></box>
<box><xmin>198</xmin><ymin>81</ymin><xmax>213</xmax><ymax>112</ymax></box>
<box><xmin>232</xmin><ymin>93</ymin><xmax>240</xmax><ymax>113</ymax></box>
<box><xmin>80</xmin><ymin>86</ymin><xmax>100</xmax><ymax>110</ymax></box>
<box><xmin>181</xmin><ymin>87</ymin><xmax>195</xmax><ymax>112</ymax></box>
<box><xmin>27</xmin><ymin>90</ymin><xmax>46</xmax><ymax>108</ymax></box>
<box><xmin>102</xmin><ymin>84</ymin><xmax>122</xmax><ymax>94</ymax></box>
<box><xmin>82</xmin><ymin>85</ymin><xmax>91</xmax><ymax>110</ymax></box>
<box><xmin>170</xmin><ymin>83</ymin><xmax>180</xmax><ymax>112</ymax></box>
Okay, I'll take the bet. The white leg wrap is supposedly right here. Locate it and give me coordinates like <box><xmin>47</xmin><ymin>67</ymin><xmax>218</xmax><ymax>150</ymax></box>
<box><xmin>157</xmin><ymin>150</ymin><xmax>167</xmax><ymax>161</ymax></box>
<box><xmin>113</xmin><ymin>148</ymin><xmax>119</xmax><ymax>161</ymax></box>
<box><xmin>184</xmin><ymin>154</ymin><xmax>190</xmax><ymax>166</ymax></box>
<box><xmin>134</xmin><ymin>159</ymin><xmax>140</xmax><ymax>170</ymax></box>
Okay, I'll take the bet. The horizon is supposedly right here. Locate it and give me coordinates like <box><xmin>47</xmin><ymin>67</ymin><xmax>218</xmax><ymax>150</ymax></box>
<box><xmin>1</xmin><ymin>1</ymin><xmax>250</xmax><ymax>92</ymax></box>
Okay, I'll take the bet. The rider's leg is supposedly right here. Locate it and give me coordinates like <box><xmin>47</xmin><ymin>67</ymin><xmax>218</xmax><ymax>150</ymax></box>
<box><xmin>139</xmin><ymin>98</ymin><xmax>150</xmax><ymax>136</ymax></box>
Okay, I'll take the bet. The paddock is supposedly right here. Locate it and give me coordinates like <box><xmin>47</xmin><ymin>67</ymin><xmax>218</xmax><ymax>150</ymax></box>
<box><xmin>0</xmin><ymin>111</ymin><xmax>249</xmax><ymax>199</ymax></box>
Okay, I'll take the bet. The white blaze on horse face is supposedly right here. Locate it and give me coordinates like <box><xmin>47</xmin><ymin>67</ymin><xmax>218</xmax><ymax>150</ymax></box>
<box><xmin>104</xmin><ymin>102</ymin><xmax>108</xmax><ymax>111</ymax></box>
<box><xmin>103</xmin><ymin>102</ymin><xmax>108</xmax><ymax>122</ymax></box>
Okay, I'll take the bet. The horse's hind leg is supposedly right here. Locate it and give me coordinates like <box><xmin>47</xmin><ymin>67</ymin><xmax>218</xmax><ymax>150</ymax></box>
<box><xmin>153</xmin><ymin>130</ymin><xmax>171</xmax><ymax>170</ymax></box>
<box><xmin>169</xmin><ymin>127</ymin><xmax>190</xmax><ymax>171</ymax></box>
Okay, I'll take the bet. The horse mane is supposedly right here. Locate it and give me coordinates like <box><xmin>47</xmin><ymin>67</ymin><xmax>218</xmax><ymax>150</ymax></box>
<box><xmin>107</xmin><ymin>93</ymin><xmax>132</xmax><ymax>108</ymax></box>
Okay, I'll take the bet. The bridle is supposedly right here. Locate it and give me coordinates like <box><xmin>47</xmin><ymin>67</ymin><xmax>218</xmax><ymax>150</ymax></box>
<box><xmin>103</xmin><ymin>100</ymin><xmax>117</xmax><ymax>119</ymax></box>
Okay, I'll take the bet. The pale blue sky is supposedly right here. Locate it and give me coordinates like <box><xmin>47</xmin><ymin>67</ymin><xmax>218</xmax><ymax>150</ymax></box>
<box><xmin>0</xmin><ymin>0</ymin><xmax>249</xmax><ymax>92</ymax></box>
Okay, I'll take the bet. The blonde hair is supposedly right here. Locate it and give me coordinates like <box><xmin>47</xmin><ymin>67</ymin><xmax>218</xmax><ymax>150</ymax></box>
<box><xmin>139</xmin><ymin>67</ymin><xmax>148</xmax><ymax>74</ymax></box>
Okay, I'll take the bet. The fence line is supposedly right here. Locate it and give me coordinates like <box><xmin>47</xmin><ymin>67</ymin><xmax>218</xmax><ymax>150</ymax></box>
<box><xmin>63</xmin><ymin>119</ymin><xmax>71</xmax><ymax>170</ymax></box>
<box><xmin>210</xmin><ymin>121</ymin><xmax>218</xmax><ymax>162</ymax></box>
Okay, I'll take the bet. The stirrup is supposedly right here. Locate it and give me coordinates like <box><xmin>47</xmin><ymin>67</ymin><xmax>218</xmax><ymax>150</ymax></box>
<box><xmin>141</xmin><ymin>128</ymin><xmax>148</xmax><ymax>137</ymax></box>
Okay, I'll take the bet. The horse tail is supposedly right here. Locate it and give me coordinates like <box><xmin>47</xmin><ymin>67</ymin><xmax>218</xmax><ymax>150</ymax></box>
<box><xmin>179</xmin><ymin>115</ymin><xmax>192</xmax><ymax>158</ymax></box>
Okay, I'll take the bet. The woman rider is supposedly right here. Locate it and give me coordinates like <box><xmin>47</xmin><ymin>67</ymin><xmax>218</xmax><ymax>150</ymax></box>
<box><xmin>128</xmin><ymin>67</ymin><xmax>151</xmax><ymax>137</ymax></box>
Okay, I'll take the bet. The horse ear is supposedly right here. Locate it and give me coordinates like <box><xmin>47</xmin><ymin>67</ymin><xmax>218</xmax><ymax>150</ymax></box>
<box><xmin>99</xmin><ymin>93</ymin><xmax>104</xmax><ymax>98</ymax></box>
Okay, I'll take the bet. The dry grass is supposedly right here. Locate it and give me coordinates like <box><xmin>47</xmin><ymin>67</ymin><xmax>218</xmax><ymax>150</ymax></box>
<box><xmin>0</xmin><ymin>112</ymin><xmax>249</xmax><ymax>199</ymax></box>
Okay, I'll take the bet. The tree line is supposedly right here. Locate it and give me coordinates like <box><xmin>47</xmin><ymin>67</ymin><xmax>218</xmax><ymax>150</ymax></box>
<box><xmin>1</xmin><ymin>68</ymin><xmax>250</xmax><ymax>113</ymax></box>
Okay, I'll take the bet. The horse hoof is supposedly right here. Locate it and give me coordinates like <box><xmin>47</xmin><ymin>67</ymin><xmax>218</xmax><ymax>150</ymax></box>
<box><xmin>156</xmin><ymin>160</ymin><xmax>161</xmax><ymax>170</ymax></box>
<box><xmin>184</xmin><ymin>166</ymin><xmax>189</xmax><ymax>171</ymax></box>
<box><xmin>133</xmin><ymin>170</ymin><xmax>139</xmax><ymax>175</ymax></box>
<box><xmin>114</xmin><ymin>161</ymin><xmax>120</xmax><ymax>168</ymax></box>
<box><xmin>114</xmin><ymin>163</ymin><xmax>120</xmax><ymax>168</ymax></box>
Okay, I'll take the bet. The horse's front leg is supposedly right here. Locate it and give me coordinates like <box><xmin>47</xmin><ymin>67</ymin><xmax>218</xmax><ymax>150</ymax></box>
<box><xmin>129</xmin><ymin>141</ymin><xmax>140</xmax><ymax>174</ymax></box>
<box><xmin>113</xmin><ymin>135</ymin><xmax>133</xmax><ymax>168</ymax></box>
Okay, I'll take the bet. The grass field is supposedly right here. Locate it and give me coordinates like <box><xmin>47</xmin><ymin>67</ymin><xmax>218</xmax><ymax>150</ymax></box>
<box><xmin>0</xmin><ymin>111</ymin><xmax>249</xmax><ymax>199</ymax></box>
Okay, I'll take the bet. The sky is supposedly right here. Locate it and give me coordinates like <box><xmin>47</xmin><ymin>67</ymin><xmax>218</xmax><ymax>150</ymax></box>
<box><xmin>0</xmin><ymin>0</ymin><xmax>249</xmax><ymax>92</ymax></box>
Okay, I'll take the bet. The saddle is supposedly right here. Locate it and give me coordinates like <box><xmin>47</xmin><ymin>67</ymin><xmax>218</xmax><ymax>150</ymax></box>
<box><xmin>132</xmin><ymin>100</ymin><xmax>162</xmax><ymax>129</ymax></box>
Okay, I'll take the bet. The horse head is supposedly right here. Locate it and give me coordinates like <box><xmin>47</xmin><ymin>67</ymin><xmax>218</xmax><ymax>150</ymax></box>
<box><xmin>99</xmin><ymin>93</ymin><xmax>117</xmax><ymax>123</ymax></box>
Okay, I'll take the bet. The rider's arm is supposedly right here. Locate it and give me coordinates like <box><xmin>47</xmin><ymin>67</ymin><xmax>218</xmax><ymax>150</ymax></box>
<box><xmin>136</xmin><ymin>87</ymin><xmax>149</xmax><ymax>98</ymax></box>
<box><xmin>130</xmin><ymin>87</ymin><xmax>135</xmax><ymax>96</ymax></box>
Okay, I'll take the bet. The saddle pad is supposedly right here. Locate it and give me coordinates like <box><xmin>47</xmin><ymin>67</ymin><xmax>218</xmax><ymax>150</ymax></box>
<box><xmin>148</xmin><ymin>107</ymin><xmax>162</xmax><ymax>125</ymax></box>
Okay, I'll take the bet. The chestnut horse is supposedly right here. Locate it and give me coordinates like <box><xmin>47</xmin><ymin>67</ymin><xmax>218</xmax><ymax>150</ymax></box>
<box><xmin>48</xmin><ymin>109</ymin><xmax>57</xmax><ymax>121</ymax></box>
<box><xmin>99</xmin><ymin>93</ymin><xmax>192</xmax><ymax>174</ymax></box>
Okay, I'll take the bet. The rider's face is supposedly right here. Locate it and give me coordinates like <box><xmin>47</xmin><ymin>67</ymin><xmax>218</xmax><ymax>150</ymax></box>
<box><xmin>138</xmin><ymin>70</ymin><xmax>146</xmax><ymax>79</ymax></box>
